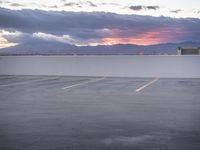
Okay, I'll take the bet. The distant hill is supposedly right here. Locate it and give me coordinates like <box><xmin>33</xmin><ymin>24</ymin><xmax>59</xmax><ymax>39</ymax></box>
<box><xmin>0</xmin><ymin>40</ymin><xmax>200</xmax><ymax>55</ymax></box>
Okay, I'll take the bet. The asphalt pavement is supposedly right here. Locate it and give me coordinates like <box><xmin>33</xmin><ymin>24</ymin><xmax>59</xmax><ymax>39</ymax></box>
<box><xmin>0</xmin><ymin>75</ymin><xmax>200</xmax><ymax>150</ymax></box>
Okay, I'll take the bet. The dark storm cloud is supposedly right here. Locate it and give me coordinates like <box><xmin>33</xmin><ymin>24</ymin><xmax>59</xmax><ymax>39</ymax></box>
<box><xmin>49</xmin><ymin>5</ymin><xmax>58</xmax><ymax>8</ymax></box>
<box><xmin>129</xmin><ymin>5</ymin><xmax>159</xmax><ymax>11</ymax></box>
<box><xmin>86</xmin><ymin>1</ymin><xmax>97</xmax><ymax>7</ymax></box>
<box><xmin>170</xmin><ymin>9</ymin><xmax>182</xmax><ymax>13</ymax></box>
<box><xmin>129</xmin><ymin>5</ymin><xmax>143</xmax><ymax>11</ymax></box>
<box><xmin>0</xmin><ymin>7</ymin><xmax>200</xmax><ymax>42</ymax></box>
<box><xmin>146</xmin><ymin>6</ymin><xmax>159</xmax><ymax>10</ymax></box>
<box><xmin>10</xmin><ymin>3</ymin><xmax>24</xmax><ymax>7</ymax></box>
<box><xmin>63</xmin><ymin>2</ymin><xmax>79</xmax><ymax>7</ymax></box>
<box><xmin>1</xmin><ymin>7</ymin><xmax>162</xmax><ymax>36</ymax></box>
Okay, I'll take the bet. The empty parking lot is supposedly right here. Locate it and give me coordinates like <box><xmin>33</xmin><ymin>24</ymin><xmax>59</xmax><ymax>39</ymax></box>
<box><xmin>0</xmin><ymin>75</ymin><xmax>200</xmax><ymax>150</ymax></box>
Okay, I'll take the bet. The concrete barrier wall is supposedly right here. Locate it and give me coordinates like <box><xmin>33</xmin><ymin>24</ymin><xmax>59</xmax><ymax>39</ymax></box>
<box><xmin>0</xmin><ymin>55</ymin><xmax>199</xmax><ymax>78</ymax></box>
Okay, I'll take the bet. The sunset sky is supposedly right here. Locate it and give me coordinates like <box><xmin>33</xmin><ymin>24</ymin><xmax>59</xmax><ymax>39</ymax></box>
<box><xmin>0</xmin><ymin>0</ymin><xmax>200</xmax><ymax>48</ymax></box>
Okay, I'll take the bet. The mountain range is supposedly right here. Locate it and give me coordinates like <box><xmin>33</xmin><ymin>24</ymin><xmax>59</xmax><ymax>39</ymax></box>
<box><xmin>0</xmin><ymin>40</ymin><xmax>200</xmax><ymax>55</ymax></box>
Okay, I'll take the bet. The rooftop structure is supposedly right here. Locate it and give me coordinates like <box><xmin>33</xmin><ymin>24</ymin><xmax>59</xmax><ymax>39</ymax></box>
<box><xmin>177</xmin><ymin>47</ymin><xmax>200</xmax><ymax>55</ymax></box>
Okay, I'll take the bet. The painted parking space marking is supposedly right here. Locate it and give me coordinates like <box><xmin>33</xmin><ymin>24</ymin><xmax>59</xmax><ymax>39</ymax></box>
<box><xmin>0</xmin><ymin>76</ymin><xmax>59</xmax><ymax>87</ymax></box>
<box><xmin>135</xmin><ymin>78</ymin><xmax>159</xmax><ymax>92</ymax></box>
<box><xmin>62</xmin><ymin>77</ymin><xmax>106</xmax><ymax>90</ymax></box>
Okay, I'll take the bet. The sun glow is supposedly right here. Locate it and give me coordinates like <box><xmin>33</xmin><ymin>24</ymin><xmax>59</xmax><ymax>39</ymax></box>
<box><xmin>101</xmin><ymin>30</ymin><xmax>179</xmax><ymax>45</ymax></box>
<box><xmin>102</xmin><ymin>37</ymin><xmax>161</xmax><ymax>45</ymax></box>
<box><xmin>0</xmin><ymin>37</ymin><xmax>18</xmax><ymax>48</ymax></box>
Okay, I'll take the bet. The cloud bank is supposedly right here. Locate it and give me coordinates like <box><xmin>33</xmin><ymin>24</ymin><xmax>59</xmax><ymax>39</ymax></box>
<box><xmin>0</xmin><ymin>7</ymin><xmax>200</xmax><ymax>47</ymax></box>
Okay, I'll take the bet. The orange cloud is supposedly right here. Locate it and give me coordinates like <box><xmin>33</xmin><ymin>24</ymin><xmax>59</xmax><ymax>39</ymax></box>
<box><xmin>102</xmin><ymin>32</ymin><xmax>164</xmax><ymax>45</ymax></box>
<box><xmin>102</xmin><ymin>37</ymin><xmax>160</xmax><ymax>45</ymax></box>
<box><xmin>101</xmin><ymin>29</ymin><xmax>180</xmax><ymax>45</ymax></box>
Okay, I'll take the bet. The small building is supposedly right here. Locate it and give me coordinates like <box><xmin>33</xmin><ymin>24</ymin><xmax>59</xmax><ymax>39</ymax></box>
<box><xmin>177</xmin><ymin>47</ymin><xmax>200</xmax><ymax>55</ymax></box>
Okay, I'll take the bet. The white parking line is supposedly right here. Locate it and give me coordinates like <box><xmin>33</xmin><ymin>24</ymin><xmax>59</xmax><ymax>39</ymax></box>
<box><xmin>135</xmin><ymin>78</ymin><xmax>159</xmax><ymax>92</ymax></box>
<box><xmin>0</xmin><ymin>76</ymin><xmax>59</xmax><ymax>87</ymax></box>
<box><xmin>62</xmin><ymin>77</ymin><xmax>106</xmax><ymax>90</ymax></box>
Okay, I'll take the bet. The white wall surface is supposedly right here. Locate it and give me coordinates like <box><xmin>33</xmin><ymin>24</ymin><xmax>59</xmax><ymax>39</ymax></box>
<box><xmin>0</xmin><ymin>55</ymin><xmax>199</xmax><ymax>78</ymax></box>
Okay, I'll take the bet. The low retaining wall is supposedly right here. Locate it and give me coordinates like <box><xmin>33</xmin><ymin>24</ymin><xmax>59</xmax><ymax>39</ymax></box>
<box><xmin>0</xmin><ymin>55</ymin><xmax>199</xmax><ymax>78</ymax></box>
